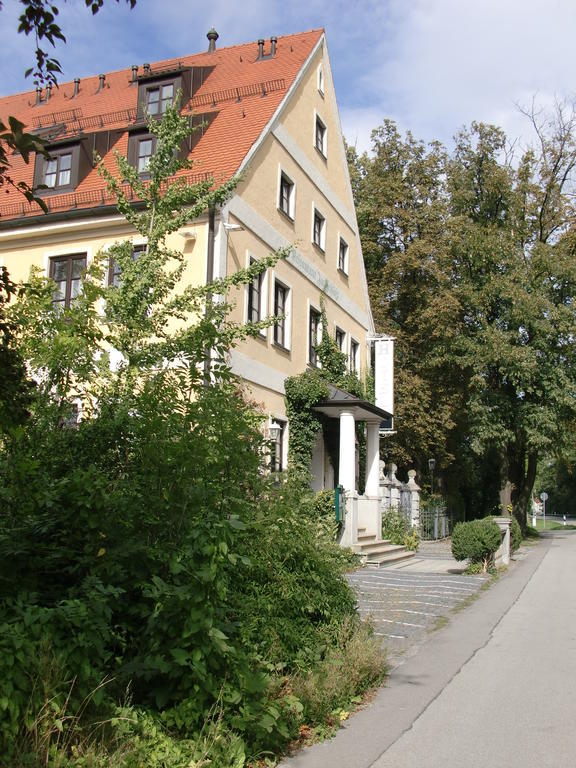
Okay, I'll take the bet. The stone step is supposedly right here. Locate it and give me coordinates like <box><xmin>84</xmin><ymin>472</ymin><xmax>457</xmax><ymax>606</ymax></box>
<box><xmin>359</xmin><ymin>541</ymin><xmax>405</xmax><ymax>555</ymax></box>
<box><xmin>365</xmin><ymin>548</ymin><xmax>416</xmax><ymax>567</ymax></box>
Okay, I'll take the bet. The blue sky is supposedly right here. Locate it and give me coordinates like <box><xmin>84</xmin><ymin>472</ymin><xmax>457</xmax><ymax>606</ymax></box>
<box><xmin>1</xmin><ymin>0</ymin><xmax>576</xmax><ymax>153</ymax></box>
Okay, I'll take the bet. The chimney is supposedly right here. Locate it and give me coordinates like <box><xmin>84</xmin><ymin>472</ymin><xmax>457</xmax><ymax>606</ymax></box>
<box><xmin>270</xmin><ymin>36</ymin><xmax>277</xmax><ymax>56</ymax></box>
<box><xmin>72</xmin><ymin>78</ymin><xmax>80</xmax><ymax>98</ymax></box>
<box><xmin>96</xmin><ymin>74</ymin><xmax>106</xmax><ymax>93</ymax></box>
<box><xmin>45</xmin><ymin>84</ymin><xmax>52</xmax><ymax>102</ymax></box>
<box><xmin>35</xmin><ymin>87</ymin><xmax>42</xmax><ymax>106</ymax></box>
<box><xmin>257</xmin><ymin>38</ymin><xmax>265</xmax><ymax>59</ymax></box>
<box><xmin>131</xmin><ymin>65</ymin><xmax>138</xmax><ymax>83</ymax></box>
<box><xmin>207</xmin><ymin>28</ymin><xmax>219</xmax><ymax>52</ymax></box>
<box><xmin>143</xmin><ymin>63</ymin><xmax>151</xmax><ymax>76</ymax></box>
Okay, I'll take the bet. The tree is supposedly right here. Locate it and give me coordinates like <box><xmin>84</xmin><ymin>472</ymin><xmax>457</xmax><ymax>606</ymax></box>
<box><xmin>348</xmin><ymin>122</ymin><xmax>461</xmax><ymax>477</ymax></box>
<box><xmin>352</xmin><ymin>113</ymin><xmax>576</xmax><ymax>529</ymax></box>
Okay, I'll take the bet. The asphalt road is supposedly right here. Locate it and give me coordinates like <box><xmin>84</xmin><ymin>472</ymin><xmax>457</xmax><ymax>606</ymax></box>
<box><xmin>282</xmin><ymin>532</ymin><xmax>572</xmax><ymax>768</ymax></box>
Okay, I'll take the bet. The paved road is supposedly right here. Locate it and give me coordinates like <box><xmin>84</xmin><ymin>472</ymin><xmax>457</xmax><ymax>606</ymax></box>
<box><xmin>282</xmin><ymin>532</ymin><xmax>573</xmax><ymax>768</ymax></box>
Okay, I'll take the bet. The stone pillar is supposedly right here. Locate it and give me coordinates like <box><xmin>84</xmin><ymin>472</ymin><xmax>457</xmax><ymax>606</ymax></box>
<box><xmin>406</xmin><ymin>469</ymin><xmax>420</xmax><ymax>528</ymax></box>
<box><xmin>365</xmin><ymin>419</ymin><xmax>381</xmax><ymax>497</ymax></box>
<box><xmin>387</xmin><ymin>463</ymin><xmax>401</xmax><ymax>509</ymax></box>
<box><xmin>495</xmin><ymin>517</ymin><xmax>511</xmax><ymax>566</ymax></box>
<box><xmin>380</xmin><ymin>459</ymin><xmax>391</xmax><ymax>510</ymax></box>
<box><xmin>338</xmin><ymin>409</ymin><xmax>356</xmax><ymax>493</ymax></box>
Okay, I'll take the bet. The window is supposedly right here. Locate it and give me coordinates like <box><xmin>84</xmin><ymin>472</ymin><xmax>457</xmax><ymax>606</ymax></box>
<box><xmin>44</xmin><ymin>151</ymin><xmax>72</xmax><ymax>188</ymax></box>
<box><xmin>315</xmin><ymin>115</ymin><xmax>327</xmax><ymax>156</ymax></box>
<box><xmin>350</xmin><ymin>339</ymin><xmax>359</xmax><ymax>373</ymax></box>
<box><xmin>338</xmin><ymin>237</ymin><xmax>349</xmax><ymax>275</ymax></box>
<box><xmin>246</xmin><ymin>256</ymin><xmax>267</xmax><ymax>333</ymax></box>
<box><xmin>146</xmin><ymin>83</ymin><xmax>174</xmax><ymax>116</ymax></box>
<box><xmin>279</xmin><ymin>171</ymin><xmax>294</xmax><ymax>219</ymax></box>
<box><xmin>35</xmin><ymin>144</ymin><xmax>83</xmax><ymax>192</ymax></box>
<box><xmin>309</xmin><ymin>307</ymin><xmax>321</xmax><ymax>367</ymax></box>
<box><xmin>137</xmin><ymin>138</ymin><xmax>154</xmax><ymax>174</ymax></box>
<box><xmin>49</xmin><ymin>253</ymin><xmax>87</xmax><ymax>309</ymax></box>
<box><xmin>317</xmin><ymin>64</ymin><xmax>324</xmax><ymax>96</ymax></box>
<box><xmin>108</xmin><ymin>244</ymin><xmax>146</xmax><ymax>287</ymax></box>
<box><xmin>273</xmin><ymin>280</ymin><xmax>290</xmax><ymax>348</ymax></box>
<box><xmin>335</xmin><ymin>326</ymin><xmax>345</xmax><ymax>352</ymax></box>
<box><xmin>312</xmin><ymin>208</ymin><xmax>326</xmax><ymax>251</ymax></box>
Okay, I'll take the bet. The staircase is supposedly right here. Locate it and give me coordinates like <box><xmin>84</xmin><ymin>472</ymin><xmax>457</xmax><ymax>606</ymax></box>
<box><xmin>355</xmin><ymin>527</ymin><xmax>416</xmax><ymax>567</ymax></box>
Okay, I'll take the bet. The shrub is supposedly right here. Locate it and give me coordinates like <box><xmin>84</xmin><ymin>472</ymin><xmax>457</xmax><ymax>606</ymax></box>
<box><xmin>510</xmin><ymin>517</ymin><xmax>522</xmax><ymax>553</ymax></box>
<box><xmin>451</xmin><ymin>518</ymin><xmax>502</xmax><ymax>572</ymax></box>
<box><xmin>382</xmin><ymin>508</ymin><xmax>418</xmax><ymax>550</ymax></box>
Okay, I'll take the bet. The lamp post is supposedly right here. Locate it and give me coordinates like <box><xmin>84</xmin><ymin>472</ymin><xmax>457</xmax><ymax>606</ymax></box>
<box><xmin>268</xmin><ymin>419</ymin><xmax>282</xmax><ymax>473</ymax></box>
<box><xmin>428</xmin><ymin>457</ymin><xmax>436</xmax><ymax>496</ymax></box>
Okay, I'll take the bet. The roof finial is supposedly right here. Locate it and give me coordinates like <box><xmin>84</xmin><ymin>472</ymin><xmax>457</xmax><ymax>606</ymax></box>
<box><xmin>207</xmin><ymin>28</ymin><xmax>219</xmax><ymax>53</ymax></box>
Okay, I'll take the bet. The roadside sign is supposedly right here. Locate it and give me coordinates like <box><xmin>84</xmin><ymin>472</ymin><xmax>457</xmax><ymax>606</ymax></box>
<box><xmin>541</xmin><ymin>492</ymin><xmax>549</xmax><ymax>501</ymax></box>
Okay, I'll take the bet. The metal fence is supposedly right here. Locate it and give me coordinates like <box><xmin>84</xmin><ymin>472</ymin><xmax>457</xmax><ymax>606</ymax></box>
<box><xmin>419</xmin><ymin>502</ymin><xmax>451</xmax><ymax>540</ymax></box>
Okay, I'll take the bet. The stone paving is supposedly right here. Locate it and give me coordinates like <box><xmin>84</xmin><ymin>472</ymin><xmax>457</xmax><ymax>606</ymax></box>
<box><xmin>346</xmin><ymin>540</ymin><xmax>487</xmax><ymax>666</ymax></box>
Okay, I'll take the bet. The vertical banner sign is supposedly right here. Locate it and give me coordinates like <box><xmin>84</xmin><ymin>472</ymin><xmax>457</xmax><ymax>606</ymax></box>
<box><xmin>374</xmin><ymin>336</ymin><xmax>394</xmax><ymax>426</ymax></box>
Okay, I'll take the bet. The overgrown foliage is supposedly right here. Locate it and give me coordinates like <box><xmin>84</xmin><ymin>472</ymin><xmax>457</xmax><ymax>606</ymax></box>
<box><xmin>451</xmin><ymin>518</ymin><xmax>502</xmax><ymax>572</ymax></box>
<box><xmin>0</xmin><ymin>104</ymin><xmax>385</xmax><ymax>766</ymax></box>
<box><xmin>381</xmin><ymin>508</ymin><xmax>419</xmax><ymax>550</ymax></box>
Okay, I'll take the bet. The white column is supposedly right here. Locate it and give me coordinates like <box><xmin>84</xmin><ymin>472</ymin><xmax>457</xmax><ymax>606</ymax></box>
<box><xmin>365</xmin><ymin>419</ymin><xmax>381</xmax><ymax>497</ymax></box>
<box><xmin>338</xmin><ymin>409</ymin><xmax>356</xmax><ymax>493</ymax></box>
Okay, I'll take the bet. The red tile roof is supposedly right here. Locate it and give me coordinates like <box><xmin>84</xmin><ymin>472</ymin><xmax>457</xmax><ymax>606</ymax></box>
<box><xmin>0</xmin><ymin>29</ymin><xmax>323</xmax><ymax>222</ymax></box>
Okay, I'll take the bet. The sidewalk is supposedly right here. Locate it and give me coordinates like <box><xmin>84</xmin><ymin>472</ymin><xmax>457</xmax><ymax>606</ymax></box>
<box><xmin>280</xmin><ymin>537</ymin><xmax>547</xmax><ymax>768</ymax></box>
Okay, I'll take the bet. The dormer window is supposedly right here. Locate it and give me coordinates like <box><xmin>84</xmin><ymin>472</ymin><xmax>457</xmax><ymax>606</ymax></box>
<box><xmin>44</xmin><ymin>151</ymin><xmax>72</xmax><ymax>188</ymax></box>
<box><xmin>137</xmin><ymin>137</ymin><xmax>154</xmax><ymax>173</ymax></box>
<box><xmin>34</xmin><ymin>143</ymin><xmax>85</xmax><ymax>193</ymax></box>
<box><xmin>146</xmin><ymin>83</ymin><xmax>174</xmax><ymax>116</ymax></box>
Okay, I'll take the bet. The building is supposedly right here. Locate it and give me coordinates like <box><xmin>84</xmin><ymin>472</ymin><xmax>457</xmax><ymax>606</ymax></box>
<box><xmin>0</xmin><ymin>29</ymin><xmax>393</xmax><ymax>547</ymax></box>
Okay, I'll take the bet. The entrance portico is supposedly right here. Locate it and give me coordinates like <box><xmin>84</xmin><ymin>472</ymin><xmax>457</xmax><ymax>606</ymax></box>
<box><xmin>313</xmin><ymin>385</ymin><xmax>391</xmax><ymax>548</ymax></box>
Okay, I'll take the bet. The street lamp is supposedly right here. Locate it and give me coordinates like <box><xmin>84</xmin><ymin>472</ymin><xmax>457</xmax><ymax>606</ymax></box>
<box><xmin>428</xmin><ymin>457</ymin><xmax>436</xmax><ymax>495</ymax></box>
<box><xmin>268</xmin><ymin>419</ymin><xmax>282</xmax><ymax>474</ymax></box>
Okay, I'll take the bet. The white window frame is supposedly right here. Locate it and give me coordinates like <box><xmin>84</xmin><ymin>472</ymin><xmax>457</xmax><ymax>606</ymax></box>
<box><xmin>317</xmin><ymin>64</ymin><xmax>325</xmax><ymax>97</ymax></box>
<box><xmin>349</xmin><ymin>337</ymin><xmax>360</xmax><ymax>374</ymax></box>
<box><xmin>271</xmin><ymin>273</ymin><xmax>292</xmax><ymax>350</ymax></box>
<box><xmin>335</xmin><ymin>324</ymin><xmax>346</xmax><ymax>353</ymax></box>
<box><xmin>245</xmin><ymin>251</ymin><xmax>269</xmax><ymax>338</ymax></box>
<box><xmin>314</xmin><ymin>110</ymin><xmax>327</xmax><ymax>158</ymax></box>
<box><xmin>311</xmin><ymin>204</ymin><xmax>326</xmax><ymax>252</ymax></box>
<box><xmin>308</xmin><ymin>301</ymin><xmax>322</xmax><ymax>368</ymax></box>
<box><xmin>277</xmin><ymin>166</ymin><xmax>296</xmax><ymax>220</ymax></box>
<box><xmin>337</xmin><ymin>234</ymin><xmax>349</xmax><ymax>275</ymax></box>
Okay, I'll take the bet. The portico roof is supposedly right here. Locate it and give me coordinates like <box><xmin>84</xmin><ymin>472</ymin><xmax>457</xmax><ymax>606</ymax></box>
<box><xmin>312</xmin><ymin>384</ymin><xmax>392</xmax><ymax>422</ymax></box>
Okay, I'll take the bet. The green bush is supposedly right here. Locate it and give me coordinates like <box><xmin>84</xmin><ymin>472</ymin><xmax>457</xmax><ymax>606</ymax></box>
<box><xmin>510</xmin><ymin>517</ymin><xmax>522</xmax><ymax>552</ymax></box>
<box><xmin>382</xmin><ymin>508</ymin><xmax>418</xmax><ymax>550</ymax></box>
<box><xmin>451</xmin><ymin>518</ymin><xmax>502</xmax><ymax>572</ymax></box>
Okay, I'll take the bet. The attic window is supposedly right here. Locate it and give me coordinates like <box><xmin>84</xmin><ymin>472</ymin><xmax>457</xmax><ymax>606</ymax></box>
<box><xmin>34</xmin><ymin>143</ymin><xmax>84</xmax><ymax>194</ymax></box>
<box><xmin>146</xmin><ymin>83</ymin><xmax>174</xmax><ymax>115</ymax></box>
<box><xmin>137</xmin><ymin>76</ymin><xmax>183</xmax><ymax>120</ymax></box>
<box><xmin>315</xmin><ymin>115</ymin><xmax>326</xmax><ymax>157</ymax></box>
<box><xmin>127</xmin><ymin>131</ymin><xmax>156</xmax><ymax>175</ymax></box>
<box><xmin>45</xmin><ymin>151</ymin><xmax>72</xmax><ymax>188</ymax></box>
<box><xmin>317</xmin><ymin>64</ymin><xmax>324</xmax><ymax>96</ymax></box>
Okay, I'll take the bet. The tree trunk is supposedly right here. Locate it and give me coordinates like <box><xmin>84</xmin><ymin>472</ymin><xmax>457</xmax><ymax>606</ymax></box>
<box><xmin>508</xmin><ymin>443</ymin><xmax>538</xmax><ymax>534</ymax></box>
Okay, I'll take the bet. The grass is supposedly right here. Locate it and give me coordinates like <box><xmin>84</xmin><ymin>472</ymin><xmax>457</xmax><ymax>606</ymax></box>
<box><xmin>529</xmin><ymin>517</ymin><xmax>576</xmax><ymax>531</ymax></box>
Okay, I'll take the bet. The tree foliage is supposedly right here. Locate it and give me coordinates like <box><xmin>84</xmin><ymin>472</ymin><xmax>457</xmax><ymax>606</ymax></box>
<box><xmin>351</xmin><ymin>108</ymin><xmax>576</xmax><ymax>528</ymax></box>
